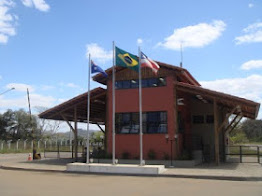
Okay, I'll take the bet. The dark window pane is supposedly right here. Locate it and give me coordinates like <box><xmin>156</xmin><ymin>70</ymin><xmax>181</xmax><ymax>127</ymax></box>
<box><xmin>130</xmin><ymin>124</ymin><xmax>139</xmax><ymax>133</ymax></box>
<box><xmin>130</xmin><ymin>80</ymin><xmax>138</xmax><ymax>88</ymax></box>
<box><xmin>148</xmin><ymin>123</ymin><xmax>158</xmax><ymax>133</ymax></box>
<box><xmin>147</xmin><ymin>112</ymin><xmax>159</xmax><ymax>122</ymax></box>
<box><xmin>120</xmin><ymin>125</ymin><xmax>130</xmax><ymax>133</ymax></box>
<box><xmin>142</xmin><ymin>79</ymin><xmax>148</xmax><ymax>87</ymax></box>
<box><xmin>206</xmin><ymin>115</ymin><xmax>214</xmax><ymax>124</ymax></box>
<box><xmin>122</xmin><ymin>80</ymin><xmax>130</xmax><ymax>89</ymax></box>
<box><xmin>115</xmin><ymin>81</ymin><xmax>122</xmax><ymax>89</ymax></box>
<box><xmin>147</xmin><ymin>78</ymin><xmax>158</xmax><ymax>87</ymax></box>
<box><xmin>142</xmin><ymin>113</ymin><xmax>147</xmax><ymax>122</ymax></box>
<box><xmin>158</xmin><ymin>124</ymin><xmax>167</xmax><ymax>133</ymax></box>
<box><xmin>160</xmin><ymin>112</ymin><xmax>167</xmax><ymax>122</ymax></box>
<box><xmin>193</xmin><ymin>115</ymin><xmax>204</xmax><ymax>124</ymax></box>
<box><xmin>158</xmin><ymin>77</ymin><xmax>166</xmax><ymax>86</ymax></box>
<box><xmin>122</xmin><ymin>113</ymin><xmax>130</xmax><ymax>123</ymax></box>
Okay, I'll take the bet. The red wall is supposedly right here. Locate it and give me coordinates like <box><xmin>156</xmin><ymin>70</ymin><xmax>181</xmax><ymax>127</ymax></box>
<box><xmin>106</xmin><ymin>75</ymin><xmax>180</xmax><ymax>159</ymax></box>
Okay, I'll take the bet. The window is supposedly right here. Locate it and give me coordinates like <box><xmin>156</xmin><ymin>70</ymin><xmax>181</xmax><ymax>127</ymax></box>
<box><xmin>130</xmin><ymin>80</ymin><xmax>138</xmax><ymax>88</ymax></box>
<box><xmin>206</xmin><ymin>115</ymin><xmax>214</xmax><ymax>124</ymax></box>
<box><xmin>115</xmin><ymin>77</ymin><xmax>166</xmax><ymax>89</ymax></box>
<box><xmin>193</xmin><ymin>115</ymin><xmax>204</xmax><ymax>124</ymax></box>
<box><xmin>122</xmin><ymin>80</ymin><xmax>131</xmax><ymax>89</ymax></box>
<box><xmin>116</xmin><ymin>111</ymin><xmax>167</xmax><ymax>134</ymax></box>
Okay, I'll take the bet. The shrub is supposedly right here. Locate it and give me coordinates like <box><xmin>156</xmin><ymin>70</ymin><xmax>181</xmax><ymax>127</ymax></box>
<box><xmin>121</xmin><ymin>151</ymin><xmax>130</xmax><ymax>159</ymax></box>
<box><xmin>163</xmin><ymin>152</ymin><xmax>169</xmax><ymax>160</ymax></box>
<box><xmin>177</xmin><ymin>150</ymin><xmax>192</xmax><ymax>160</ymax></box>
<box><xmin>147</xmin><ymin>149</ymin><xmax>156</xmax><ymax>160</ymax></box>
<box><xmin>230</xmin><ymin>131</ymin><xmax>249</xmax><ymax>144</ymax></box>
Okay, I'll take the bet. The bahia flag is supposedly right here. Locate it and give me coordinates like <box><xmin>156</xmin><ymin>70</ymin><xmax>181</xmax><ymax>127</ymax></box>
<box><xmin>140</xmin><ymin>52</ymin><xmax>160</xmax><ymax>74</ymax></box>
<box><xmin>91</xmin><ymin>60</ymin><xmax>108</xmax><ymax>77</ymax></box>
<box><xmin>115</xmin><ymin>46</ymin><xmax>139</xmax><ymax>72</ymax></box>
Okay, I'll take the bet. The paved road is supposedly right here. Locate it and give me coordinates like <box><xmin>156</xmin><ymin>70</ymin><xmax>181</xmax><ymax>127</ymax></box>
<box><xmin>0</xmin><ymin>169</ymin><xmax>261</xmax><ymax>196</ymax></box>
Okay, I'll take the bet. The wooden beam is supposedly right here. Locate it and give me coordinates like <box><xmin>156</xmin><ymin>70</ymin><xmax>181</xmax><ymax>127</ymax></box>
<box><xmin>60</xmin><ymin>113</ymin><xmax>75</xmax><ymax>133</ymax></box>
<box><xmin>218</xmin><ymin>105</ymin><xmax>241</xmax><ymax>133</ymax></box>
<box><xmin>214</xmin><ymin>99</ymin><xmax>220</xmax><ymax>165</ymax></box>
<box><xmin>96</xmin><ymin>123</ymin><xmax>105</xmax><ymax>133</ymax></box>
<box><xmin>48</xmin><ymin>91</ymin><xmax>106</xmax><ymax>119</ymax></box>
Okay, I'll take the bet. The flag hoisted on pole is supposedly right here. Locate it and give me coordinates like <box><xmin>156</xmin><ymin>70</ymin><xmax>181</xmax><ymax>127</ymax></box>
<box><xmin>138</xmin><ymin>47</ymin><xmax>144</xmax><ymax>166</ymax></box>
<box><xmin>112</xmin><ymin>41</ymin><xmax>116</xmax><ymax>165</ymax></box>
<box><xmin>87</xmin><ymin>56</ymin><xmax>107</xmax><ymax>164</ymax></box>
<box><xmin>86</xmin><ymin>53</ymin><xmax>91</xmax><ymax>164</ymax></box>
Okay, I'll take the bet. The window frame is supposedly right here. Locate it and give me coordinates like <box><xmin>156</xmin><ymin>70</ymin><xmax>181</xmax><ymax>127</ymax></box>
<box><xmin>116</xmin><ymin>111</ymin><xmax>168</xmax><ymax>134</ymax></box>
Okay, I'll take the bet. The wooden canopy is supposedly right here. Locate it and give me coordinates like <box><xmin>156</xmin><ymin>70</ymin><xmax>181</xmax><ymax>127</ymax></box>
<box><xmin>39</xmin><ymin>87</ymin><xmax>106</xmax><ymax>124</ymax></box>
<box><xmin>176</xmin><ymin>82</ymin><xmax>260</xmax><ymax>119</ymax></box>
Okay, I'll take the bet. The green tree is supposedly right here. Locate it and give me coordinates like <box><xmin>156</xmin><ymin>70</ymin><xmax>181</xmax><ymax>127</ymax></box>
<box><xmin>0</xmin><ymin>109</ymin><xmax>39</xmax><ymax>140</ymax></box>
<box><xmin>242</xmin><ymin>119</ymin><xmax>262</xmax><ymax>142</ymax></box>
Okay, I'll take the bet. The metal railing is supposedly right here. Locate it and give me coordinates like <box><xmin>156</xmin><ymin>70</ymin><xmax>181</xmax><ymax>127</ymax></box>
<box><xmin>225</xmin><ymin>145</ymin><xmax>261</xmax><ymax>163</ymax></box>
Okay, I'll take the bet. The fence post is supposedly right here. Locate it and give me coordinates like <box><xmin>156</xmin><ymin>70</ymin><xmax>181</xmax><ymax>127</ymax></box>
<box><xmin>1</xmin><ymin>141</ymin><xmax>3</xmax><ymax>150</ymax></box>
<box><xmin>258</xmin><ymin>146</ymin><xmax>260</xmax><ymax>164</ymax></box>
<box><xmin>57</xmin><ymin>143</ymin><xmax>60</xmax><ymax>159</ymax></box>
<box><xmin>240</xmin><ymin>146</ymin><xmax>242</xmax><ymax>163</ymax></box>
<box><xmin>24</xmin><ymin>140</ymin><xmax>27</xmax><ymax>150</ymax></box>
<box><xmin>8</xmin><ymin>140</ymin><xmax>12</xmax><ymax>149</ymax></box>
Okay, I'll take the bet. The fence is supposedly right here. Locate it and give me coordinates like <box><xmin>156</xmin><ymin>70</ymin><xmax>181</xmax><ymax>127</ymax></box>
<box><xmin>0</xmin><ymin>139</ymin><xmax>78</xmax><ymax>153</ymax></box>
<box><xmin>225</xmin><ymin>145</ymin><xmax>262</xmax><ymax>163</ymax></box>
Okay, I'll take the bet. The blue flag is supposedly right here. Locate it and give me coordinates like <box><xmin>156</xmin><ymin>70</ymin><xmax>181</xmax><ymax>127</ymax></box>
<box><xmin>91</xmin><ymin>60</ymin><xmax>108</xmax><ymax>77</ymax></box>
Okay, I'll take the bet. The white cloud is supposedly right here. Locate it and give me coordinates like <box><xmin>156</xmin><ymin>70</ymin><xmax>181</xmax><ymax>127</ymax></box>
<box><xmin>6</xmin><ymin>83</ymin><xmax>34</xmax><ymax>92</ymax></box>
<box><xmin>137</xmin><ymin>38</ymin><xmax>143</xmax><ymax>45</ymax></box>
<box><xmin>235</xmin><ymin>22</ymin><xmax>262</xmax><ymax>44</ymax></box>
<box><xmin>0</xmin><ymin>93</ymin><xmax>56</xmax><ymax>109</ymax></box>
<box><xmin>248</xmin><ymin>3</ymin><xmax>254</xmax><ymax>8</ymax></box>
<box><xmin>241</xmin><ymin>60</ymin><xmax>262</xmax><ymax>70</ymax></box>
<box><xmin>40</xmin><ymin>85</ymin><xmax>55</xmax><ymax>91</ymax></box>
<box><xmin>157</xmin><ymin>20</ymin><xmax>226</xmax><ymax>50</ymax></box>
<box><xmin>21</xmin><ymin>0</ymin><xmax>50</xmax><ymax>12</ymax></box>
<box><xmin>0</xmin><ymin>0</ymin><xmax>17</xmax><ymax>44</ymax></box>
<box><xmin>66</xmin><ymin>83</ymin><xmax>79</xmax><ymax>88</ymax></box>
<box><xmin>200</xmin><ymin>74</ymin><xmax>262</xmax><ymax>118</ymax></box>
<box><xmin>86</xmin><ymin>43</ymin><xmax>112</xmax><ymax>63</ymax></box>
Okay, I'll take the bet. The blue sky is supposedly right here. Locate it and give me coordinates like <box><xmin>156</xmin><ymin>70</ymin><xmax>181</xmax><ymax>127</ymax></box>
<box><xmin>0</xmin><ymin>0</ymin><xmax>262</xmax><ymax>131</ymax></box>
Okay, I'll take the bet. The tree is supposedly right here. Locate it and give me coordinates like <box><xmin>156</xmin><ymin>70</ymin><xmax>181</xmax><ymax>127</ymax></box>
<box><xmin>241</xmin><ymin>119</ymin><xmax>262</xmax><ymax>141</ymax></box>
<box><xmin>0</xmin><ymin>109</ymin><xmax>39</xmax><ymax>140</ymax></box>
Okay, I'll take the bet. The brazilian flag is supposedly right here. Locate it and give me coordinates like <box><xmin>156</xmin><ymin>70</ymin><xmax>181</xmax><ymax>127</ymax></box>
<box><xmin>115</xmin><ymin>46</ymin><xmax>139</xmax><ymax>72</ymax></box>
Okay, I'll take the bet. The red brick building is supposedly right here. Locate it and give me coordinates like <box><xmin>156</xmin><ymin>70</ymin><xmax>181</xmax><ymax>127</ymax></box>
<box><xmin>40</xmin><ymin>61</ymin><xmax>260</xmax><ymax>164</ymax></box>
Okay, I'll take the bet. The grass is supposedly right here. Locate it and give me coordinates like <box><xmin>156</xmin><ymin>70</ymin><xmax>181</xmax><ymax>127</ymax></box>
<box><xmin>227</xmin><ymin>146</ymin><xmax>262</xmax><ymax>155</ymax></box>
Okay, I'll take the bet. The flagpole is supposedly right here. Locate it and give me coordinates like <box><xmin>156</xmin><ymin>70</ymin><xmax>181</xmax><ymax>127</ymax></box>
<box><xmin>86</xmin><ymin>53</ymin><xmax>91</xmax><ymax>164</ymax></box>
<box><xmin>138</xmin><ymin>47</ymin><xmax>143</xmax><ymax>166</ymax></box>
<box><xmin>112</xmin><ymin>41</ymin><xmax>116</xmax><ymax>165</ymax></box>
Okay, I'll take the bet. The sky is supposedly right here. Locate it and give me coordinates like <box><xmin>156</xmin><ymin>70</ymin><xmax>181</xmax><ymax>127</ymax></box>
<box><xmin>0</xmin><ymin>0</ymin><xmax>262</xmax><ymax>132</ymax></box>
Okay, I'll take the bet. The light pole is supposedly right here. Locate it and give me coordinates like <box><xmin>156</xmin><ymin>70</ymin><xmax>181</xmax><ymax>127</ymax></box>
<box><xmin>165</xmin><ymin>134</ymin><xmax>178</xmax><ymax>167</ymax></box>
<box><xmin>0</xmin><ymin>87</ymin><xmax>15</xmax><ymax>96</ymax></box>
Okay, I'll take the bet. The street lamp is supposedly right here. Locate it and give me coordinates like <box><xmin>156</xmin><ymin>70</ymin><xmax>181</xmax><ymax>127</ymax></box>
<box><xmin>165</xmin><ymin>134</ymin><xmax>178</xmax><ymax>167</ymax></box>
<box><xmin>0</xmin><ymin>87</ymin><xmax>15</xmax><ymax>96</ymax></box>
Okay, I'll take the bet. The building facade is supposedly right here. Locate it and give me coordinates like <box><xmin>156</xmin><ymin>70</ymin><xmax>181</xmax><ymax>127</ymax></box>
<box><xmin>40</xmin><ymin>61</ymin><xmax>260</xmax><ymax>163</ymax></box>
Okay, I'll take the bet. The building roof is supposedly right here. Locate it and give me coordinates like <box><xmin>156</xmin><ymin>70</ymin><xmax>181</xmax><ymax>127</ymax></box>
<box><xmin>176</xmin><ymin>82</ymin><xmax>260</xmax><ymax>119</ymax></box>
<box><xmin>38</xmin><ymin>87</ymin><xmax>106</xmax><ymax>124</ymax></box>
<box><xmin>92</xmin><ymin>61</ymin><xmax>201</xmax><ymax>86</ymax></box>
<box><xmin>39</xmin><ymin>81</ymin><xmax>260</xmax><ymax>123</ymax></box>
